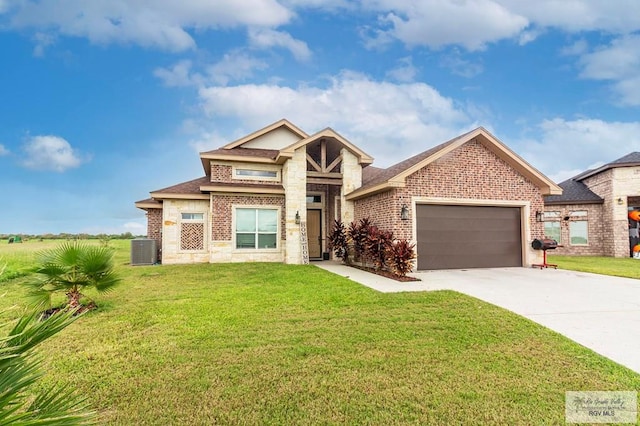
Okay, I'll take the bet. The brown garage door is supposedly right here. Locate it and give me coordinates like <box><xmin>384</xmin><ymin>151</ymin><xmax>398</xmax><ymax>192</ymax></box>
<box><xmin>416</xmin><ymin>204</ymin><xmax>522</xmax><ymax>270</ymax></box>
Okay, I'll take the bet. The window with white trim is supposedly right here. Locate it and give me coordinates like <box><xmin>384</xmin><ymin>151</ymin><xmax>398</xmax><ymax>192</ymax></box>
<box><xmin>569</xmin><ymin>210</ymin><xmax>588</xmax><ymax>245</ymax></box>
<box><xmin>236</xmin><ymin>208</ymin><xmax>278</xmax><ymax>249</ymax></box>
<box><xmin>543</xmin><ymin>211</ymin><xmax>561</xmax><ymax>243</ymax></box>
<box><xmin>235</xmin><ymin>169</ymin><xmax>277</xmax><ymax>178</ymax></box>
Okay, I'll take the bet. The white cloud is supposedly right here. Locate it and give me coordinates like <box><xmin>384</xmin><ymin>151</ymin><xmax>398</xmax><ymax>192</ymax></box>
<box><xmin>248</xmin><ymin>28</ymin><xmax>312</xmax><ymax>61</ymax></box>
<box><xmin>519</xmin><ymin>118</ymin><xmax>640</xmax><ymax>182</ymax></box>
<box><xmin>22</xmin><ymin>135</ymin><xmax>86</xmax><ymax>172</ymax></box>
<box><xmin>0</xmin><ymin>144</ymin><xmax>9</xmax><ymax>156</ymax></box>
<box><xmin>386</xmin><ymin>56</ymin><xmax>418</xmax><ymax>82</ymax></box>
<box><xmin>7</xmin><ymin>0</ymin><xmax>293</xmax><ymax>51</ymax></box>
<box><xmin>502</xmin><ymin>0</ymin><xmax>640</xmax><ymax>34</ymax></box>
<box><xmin>154</xmin><ymin>52</ymin><xmax>269</xmax><ymax>88</ymax></box>
<box><xmin>32</xmin><ymin>32</ymin><xmax>56</xmax><ymax>57</ymax></box>
<box><xmin>560</xmin><ymin>39</ymin><xmax>589</xmax><ymax>56</ymax></box>
<box><xmin>154</xmin><ymin>60</ymin><xmax>202</xmax><ymax>87</ymax></box>
<box><xmin>123</xmin><ymin>221</ymin><xmax>146</xmax><ymax>234</ymax></box>
<box><xmin>362</xmin><ymin>0</ymin><xmax>529</xmax><ymax>51</ymax></box>
<box><xmin>207</xmin><ymin>51</ymin><xmax>269</xmax><ymax>85</ymax></box>
<box><xmin>360</xmin><ymin>1</ymin><xmax>640</xmax><ymax>51</ymax></box>
<box><xmin>439</xmin><ymin>49</ymin><xmax>483</xmax><ymax>78</ymax></box>
<box><xmin>189</xmin><ymin>132</ymin><xmax>230</xmax><ymax>153</ymax></box>
<box><xmin>578</xmin><ymin>35</ymin><xmax>640</xmax><ymax>105</ymax></box>
<box><xmin>198</xmin><ymin>71</ymin><xmax>473</xmax><ymax>166</ymax></box>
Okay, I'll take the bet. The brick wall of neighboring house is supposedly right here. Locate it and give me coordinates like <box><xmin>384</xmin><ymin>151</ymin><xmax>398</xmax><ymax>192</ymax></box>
<box><xmin>211</xmin><ymin>194</ymin><xmax>286</xmax><ymax>241</ymax></box>
<box><xmin>582</xmin><ymin>169</ymin><xmax>615</xmax><ymax>256</ymax></box>
<box><xmin>355</xmin><ymin>140</ymin><xmax>545</xmax><ymax>241</ymax></box>
<box><xmin>543</xmin><ymin>203</ymin><xmax>605</xmax><ymax>256</ymax></box>
<box><xmin>210</xmin><ymin>163</ymin><xmax>282</xmax><ymax>185</ymax></box>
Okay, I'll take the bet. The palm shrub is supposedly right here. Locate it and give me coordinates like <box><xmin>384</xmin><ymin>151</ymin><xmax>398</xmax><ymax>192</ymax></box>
<box><xmin>366</xmin><ymin>226</ymin><xmax>394</xmax><ymax>271</ymax></box>
<box><xmin>0</xmin><ymin>308</ymin><xmax>94</xmax><ymax>424</ymax></box>
<box><xmin>28</xmin><ymin>241</ymin><xmax>121</xmax><ymax>310</ymax></box>
<box><xmin>387</xmin><ymin>239</ymin><xmax>416</xmax><ymax>277</ymax></box>
<box><xmin>328</xmin><ymin>219</ymin><xmax>350</xmax><ymax>264</ymax></box>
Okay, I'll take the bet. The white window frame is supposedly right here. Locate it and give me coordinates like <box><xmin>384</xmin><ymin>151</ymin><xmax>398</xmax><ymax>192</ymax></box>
<box><xmin>569</xmin><ymin>210</ymin><xmax>589</xmax><ymax>246</ymax></box>
<box><xmin>543</xmin><ymin>211</ymin><xmax>561</xmax><ymax>243</ymax></box>
<box><xmin>232</xmin><ymin>164</ymin><xmax>281</xmax><ymax>182</ymax></box>
<box><xmin>233</xmin><ymin>206</ymin><xmax>281</xmax><ymax>251</ymax></box>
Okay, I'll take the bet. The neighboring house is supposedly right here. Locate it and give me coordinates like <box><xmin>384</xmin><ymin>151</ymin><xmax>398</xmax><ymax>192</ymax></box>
<box><xmin>135</xmin><ymin>119</ymin><xmax>561</xmax><ymax>270</ymax></box>
<box><xmin>544</xmin><ymin>152</ymin><xmax>640</xmax><ymax>258</ymax></box>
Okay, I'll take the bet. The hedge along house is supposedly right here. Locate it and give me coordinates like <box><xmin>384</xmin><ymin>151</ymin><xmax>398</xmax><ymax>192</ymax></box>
<box><xmin>543</xmin><ymin>152</ymin><xmax>640</xmax><ymax>258</ymax></box>
<box><xmin>135</xmin><ymin>120</ymin><xmax>561</xmax><ymax>269</ymax></box>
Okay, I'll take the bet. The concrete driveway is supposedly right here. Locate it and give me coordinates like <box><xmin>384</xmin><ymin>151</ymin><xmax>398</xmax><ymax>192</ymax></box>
<box><xmin>411</xmin><ymin>267</ymin><xmax>640</xmax><ymax>375</ymax></box>
<box><xmin>316</xmin><ymin>262</ymin><xmax>640</xmax><ymax>374</ymax></box>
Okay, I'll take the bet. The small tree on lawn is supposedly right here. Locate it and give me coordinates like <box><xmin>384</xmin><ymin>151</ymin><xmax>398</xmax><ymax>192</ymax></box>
<box><xmin>328</xmin><ymin>219</ymin><xmax>350</xmax><ymax>264</ymax></box>
<box><xmin>387</xmin><ymin>239</ymin><xmax>416</xmax><ymax>277</ymax></box>
<box><xmin>28</xmin><ymin>241</ymin><xmax>121</xmax><ymax>310</ymax></box>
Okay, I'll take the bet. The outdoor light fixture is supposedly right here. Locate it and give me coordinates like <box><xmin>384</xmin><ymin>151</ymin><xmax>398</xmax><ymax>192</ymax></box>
<box><xmin>400</xmin><ymin>204</ymin><xmax>409</xmax><ymax>220</ymax></box>
<box><xmin>618</xmin><ymin>197</ymin><xmax>624</xmax><ymax>205</ymax></box>
<box><xmin>535</xmin><ymin>210</ymin><xmax>544</xmax><ymax>222</ymax></box>
<box><xmin>295</xmin><ymin>211</ymin><xmax>300</xmax><ymax>224</ymax></box>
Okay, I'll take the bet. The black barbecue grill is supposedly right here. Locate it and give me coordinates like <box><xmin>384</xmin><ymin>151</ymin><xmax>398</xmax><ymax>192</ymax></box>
<box><xmin>531</xmin><ymin>238</ymin><xmax>559</xmax><ymax>269</ymax></box>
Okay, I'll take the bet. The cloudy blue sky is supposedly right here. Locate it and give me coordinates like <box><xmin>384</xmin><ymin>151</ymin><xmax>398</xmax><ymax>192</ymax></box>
<box><xmin>1</xmin><ymin>1</ymin><xmax>640</xmax><ymax>235</ymax></box>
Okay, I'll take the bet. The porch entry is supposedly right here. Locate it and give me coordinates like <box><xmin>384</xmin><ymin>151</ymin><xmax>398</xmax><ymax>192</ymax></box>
<box><xmin>307</xmin><ymin>209</ymin><xmax>322</xmax><ymax>259</ymax></box>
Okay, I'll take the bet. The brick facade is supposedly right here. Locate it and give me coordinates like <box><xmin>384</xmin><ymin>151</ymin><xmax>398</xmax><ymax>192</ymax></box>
<box><xmin>355</xmin><ymin>140</ymin><xmax>545</xmax><ymax>242</ymax></box>
<box><xmin>146</xmin><ymin>208</ymin><xmax>162</xmax><ymax>246</ymax></box>
<box><xmin>543</xmin><ymin>203</ymin><xmax>604</xmax><ymax>256</ymax></box>
<box><xmin>211</xmin><ymin>194</ymin><xmax>286</xmax><ymax>241</ymax></box>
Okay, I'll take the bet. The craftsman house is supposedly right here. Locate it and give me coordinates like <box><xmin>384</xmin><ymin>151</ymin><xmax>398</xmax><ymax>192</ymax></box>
<box><xmin>135</xmin><ymin>119</ymin><xmax>561</xmax><ymax>270</ymax></box>
<box><xmin>543</xmin><ymin>152</ymin><xmax>640</xmax><ymax>258</ymax></box>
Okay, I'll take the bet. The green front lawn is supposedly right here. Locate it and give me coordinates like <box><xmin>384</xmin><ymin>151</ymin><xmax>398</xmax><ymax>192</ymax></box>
<box><xmin>1</xmin><ymin>241</ymin><xmax>639</xmax><ymax>424</ymax></box>
<box><xmin>549</xmin><ymin>254</ymin><xmax>640</xmax><ymax>279</ymax></box>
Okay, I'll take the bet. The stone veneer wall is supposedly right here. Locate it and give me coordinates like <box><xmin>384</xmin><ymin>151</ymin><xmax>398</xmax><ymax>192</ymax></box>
<box><xmin>340</xmin><ymin>148</ymin><xmax>362</xmax><ymax>226</ymax></box>
<box><xmin>282</xmin><ymin>147</ymin><xmax>307</xmax><ymax>264</ymax></box>
<box><xmin>543</xmin><ymin>203</ymin><xmax>605</xmax><ymax>256</ymax></box>
<box><xmin>581</xmin><ymin>170</ymin><xmax>615</xmax><ymax>256</ymax></box>
<box><xmin>354</xmin><ymin>140</ymin><xmax>545</xmax><ymax>265</ymax></box>
<box><xmin>161</xmin><ymin>199</ymin><xmax>210</xmax><ymax>264</ymax></box>
<box><xmin>611</xmin><ymin>167</ymin><xmax>640</xmax><ymax>257</ymax></box>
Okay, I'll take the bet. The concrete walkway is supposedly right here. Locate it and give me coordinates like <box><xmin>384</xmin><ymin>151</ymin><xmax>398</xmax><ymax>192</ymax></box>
<box><xmin>315</xmin><ymin>261</ymin><xmax>640</xmax><ymax>374</ymax></box>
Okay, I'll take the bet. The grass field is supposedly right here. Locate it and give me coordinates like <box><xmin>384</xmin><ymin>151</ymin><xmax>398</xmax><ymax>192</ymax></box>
<box><xmin>550</xmin><ymin>253</ymin><xmax>640</xmax><ymax>279</ymax></box>
<box><xmin>1</xmin><ymin>241</ymin><xmax>639</xmax><ymax>424</ymax></box>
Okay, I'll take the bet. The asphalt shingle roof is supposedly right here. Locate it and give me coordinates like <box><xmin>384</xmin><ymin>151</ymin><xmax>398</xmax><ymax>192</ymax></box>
<box><xmin>152</xmin><ymin>176</ymin><xmax>210</xmax><ymax>194</ymax></box>
<box><xmin>200</xmin><ymin>147</ymin><xmax>279</xmax><ymax>160</ymax></box>
<box><xmin>544</xmin><ymin>178</ymin><xmax>603</xmax><ymax>205</ymax></box>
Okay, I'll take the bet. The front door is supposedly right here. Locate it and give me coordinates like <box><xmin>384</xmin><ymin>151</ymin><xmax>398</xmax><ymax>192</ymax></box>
<box><xmin>307</xmin><ymin>209</ymin><xmax>322</xmax><ymax>259</ymax></box>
